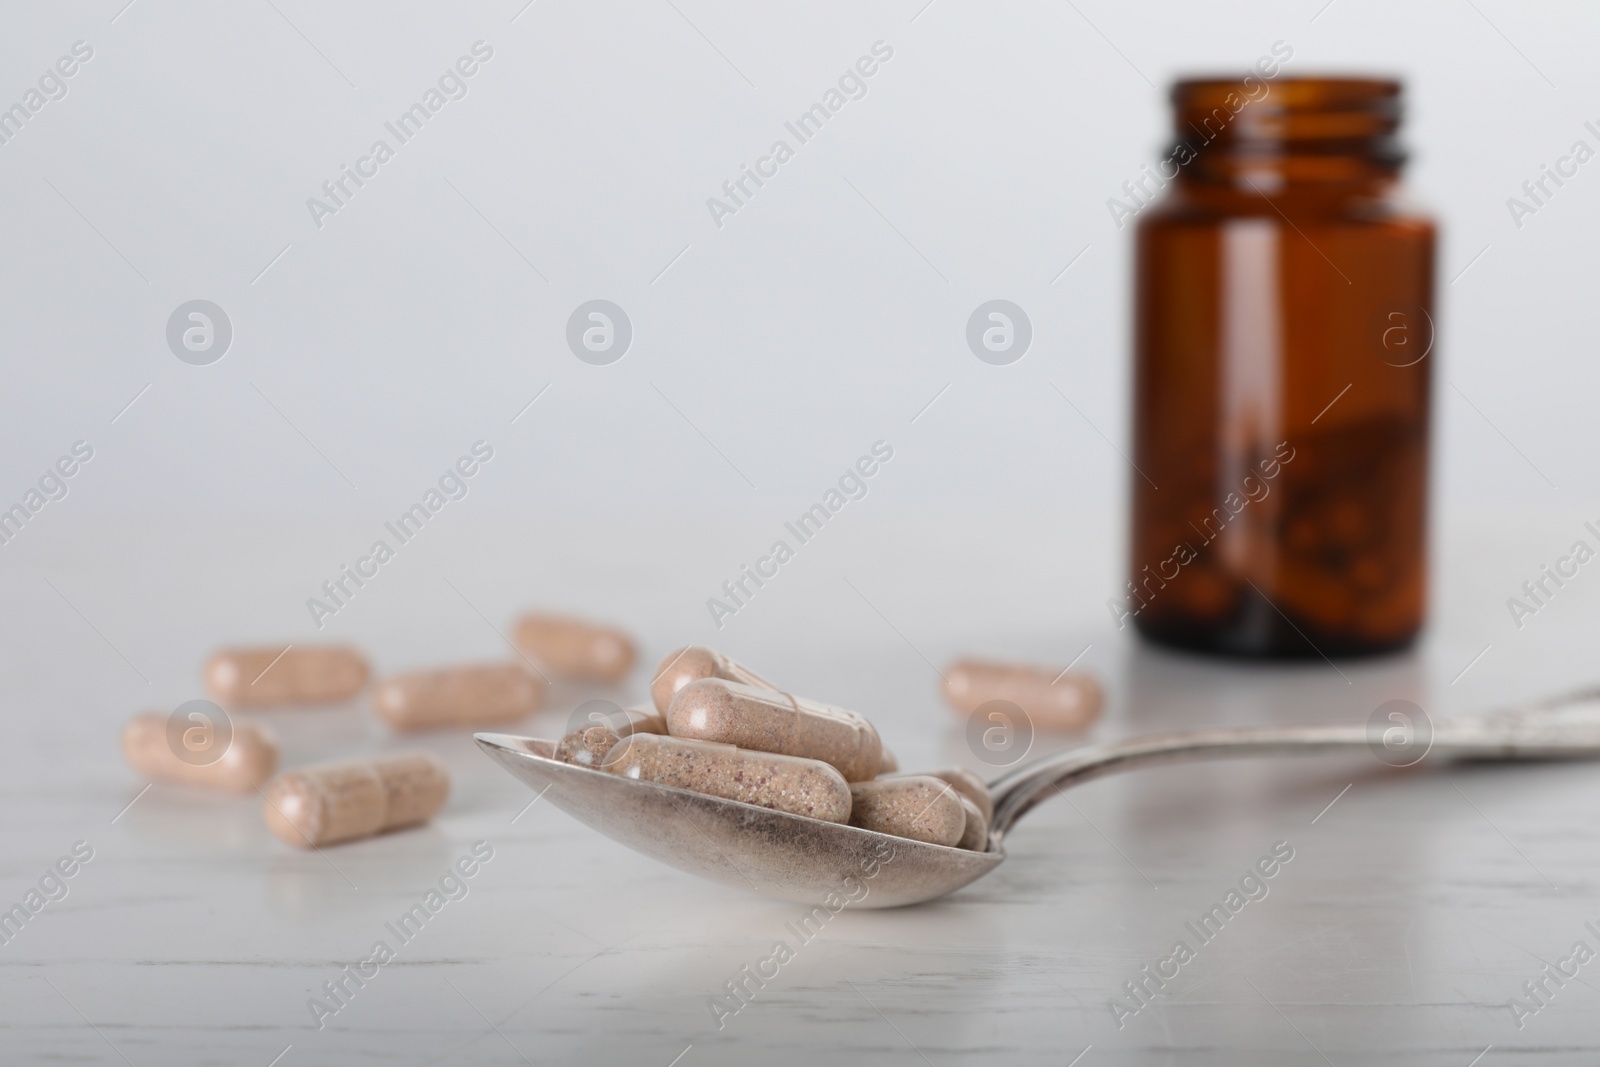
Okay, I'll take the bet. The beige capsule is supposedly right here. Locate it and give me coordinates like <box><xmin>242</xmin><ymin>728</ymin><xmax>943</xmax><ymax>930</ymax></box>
<box><xmin>205</xmin><ymin>645</ymin><xmax>370</xmax><ymax>709</ymax></box>
<box><xmin>876</xmin><ymin>745</ymin><xmax>899</xmax><ymax>775</ymax></box>
<box><xmin>553</xmin><ymin>707</ymin><xmax>665</xmax><ymax>769</ymax></box>
<box><xmin>667</xmin><ymin>678</ymin><xmax>883</xmax><ymax>782</ymax></box>
<box><xmin>513</xmin><ymin>614</ymin><xmax>636</xmax><ymax>683</ymax></box>
<box><xmin>554</xmin><ymin>725</ymin><xmax>624</xmax><ymax>768</ymax></box>
<box><xmin>373</xmin><ymin>662</ymin><xmax>544</xmax><ymax>732</ymax></box>
<box><xmin>121</xmin><ymin>711</ymin><xmax>279</xmax><ymax>792</ymax></box>
<box><xmin>942</xmin><ymin>658</ymin><xmax>1103</xmax><ymax>733</ymax></box>
<box><xmin>263</xmin><ymin>753</ymin><xmax>449</xmax><ymax>848</ymax></box>
<box><xmin>921</xmin><ymin>767</ymin><xmax>993</xmax><ymax>825</ymax></box>
<box><xmin>953</xmin><ymin>793</ymin><xmax>988</xmax><ymax>852</ymax></box>
<box><xmin>847</xmin><ymin>776</ymin><xmax>965</xmax><ymax>846</ymax></box>
<box><xmin>570</xmin><ymin>705</ymin><xmax>666</xmax><ymax>738</ymax></box>
<box><xmin>600</xmin><ymin>733</ymin><xmax>852</xmax><ymax>823</ymax></box>
<box><xmin>649</xmin><ymin>645</ymin><xmax>775</xmax><ymax>715</ymax></box>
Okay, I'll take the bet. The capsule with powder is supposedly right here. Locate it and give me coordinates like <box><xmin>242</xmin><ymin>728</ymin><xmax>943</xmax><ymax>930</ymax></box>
<box><xmin>121</xmin><ymin>711</ymin><xmax>279</xmax><ymax>792</ymax></box>
<box><xmin>205</xmin><ymin>645</ymin><xmax>370</xmax><ymax>709</ymax></box>
<box><xmin>600</xmin><ymin>733</ymin><xmax>852</xmax><ymax>823</ymax></box>
<box><xmin>263</xmin><ymin>753</ymin><xmax>449</xmax><ymax>848</ymax></box>
<box><xmin>942</xmin><ymin>658</ymin><xmax>1103</xmax><ymax>733</ymax></box>
<box><xmin>649</xmin><ymin>645</ymin><xmax>775</xmax><ymax>715</ymax></box>
<box><xmin>920</xmin><ymin>767</ymin><xmax>993</xmax><ymax>825</ymax></box>
<box><xmin>554</xmin><ymin>725</ymin><xmax>624</xmax><ymax>768</ymax></box>
<box><xmin>373</xmin><ymin>662</ymin><xmax>544</xmax><ymax>732</ymax></box>
<box><xmin>666</xmin><ymin>678</ymin><xmax>883</xmax><ymax>782</ymax></box>
<box><xmin>877</xmin><ymin>745</ymin><xmax>899</xmax><ymax>775</ymax></box>
<box><xmin>952</xmin><ymin>793</ymin><xmax>988</xmax><ymax>852</ymax></box>
<box><xmin>848</xmin><ymin>776</ymin><xmax>966</xmax><ymax>847</ymax></box>
<box><xmin>570</xmin><ymin>705</ymin><xmax>666</xmax><ymax>739</ymax></box>
<box><xmin>556</xmin><ymin>703</ymin><xmax>668</xmax><ymax>764</ymax></box>
<box><xmin>513</xmin><ymin>614</ymin><xmax>635</xmax><ymax>683</ymax></box>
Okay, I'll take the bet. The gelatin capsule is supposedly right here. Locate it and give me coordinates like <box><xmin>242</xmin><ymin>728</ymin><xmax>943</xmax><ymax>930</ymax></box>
<box><xmin>263</xmin><ymin>753</ymin><xmax>449</xmax><ymax>848</ymax></box>
<box><xmin>923</xmin><ymin>767</ymin><xmax>992</xmax><ymax>825</ymax></box>
<box><xmin>953</xmin><ymin>793</ymin><xmax>988</xmax><ymax>852</ymax></box>
<box><xmin>876</xmin><ymin>745</ymin><xmax>899</xmax><ymax>775</ymax></box>
<box><xmin>554</xmin><ymin>707</ymin><xmax>665</xmax><ymax>768</ymax></box>
<box><xmin>554</xmin><ymin>725</ymin><xmax>623</xmax><ymax>768</ymax></box>
<box><xmin>600</xmin><ymin>733</ymin><xmax>852</xmax><ymax>823</ymax></box>
<box><xmin>667</xmin><ymin>678</ymin><xmax>883</xmax><ymax>782</ymax></box>
<box><xmin>121</xmin><ymin>711</ymin><xmax>278</xmax><ymax>792</ymax></box>
<box><xmin>649</xmin><ymin>645</ymin><xmax>774</xmax><ymax>715</ymax></box>
<box><xmin>205</xmin><ymin>645</ymin><xmax>370</xmax><ymax>709</ymax></box>
<box><xmin>513</xmin><ymin>614</ymin><xmax>635</xmax><ymax>683</ymax></box>
<box><xmin>942</xmin><ymin>658</ymin><xmax>1103</xmax><ymax>733</ymax></box>
<box><xmin>571</xmin><ymin>705</ymin><xmax>666</xmax><ymax>738</ymax></box>
<box><xmin>373</xmin><ymin>662</ymin><xmax>544</xmax><ymax>732</ymax></box>
<box><xmin>848</xmin><ymin>776</ymin><xmax>965</xmax><ymax>846</ymax></box>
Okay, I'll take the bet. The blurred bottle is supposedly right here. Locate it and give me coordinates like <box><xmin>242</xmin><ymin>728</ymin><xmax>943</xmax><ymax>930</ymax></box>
<box><xmin>1126</xmin><ymin>77</ymin><xmax>1435</xmax><ymax>656</ymax></box>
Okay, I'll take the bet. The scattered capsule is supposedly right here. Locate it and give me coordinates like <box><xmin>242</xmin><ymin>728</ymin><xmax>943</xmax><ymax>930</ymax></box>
<box><xmin>942</xmin><ymin>658</ymin><xmax>1103</xmax><ymax>733</ymax></box>
<box><xmin>554</xmin><ymin>725</ymin><xmax>623</xmax><ymax>768</ymax></box>
<box><xmin>953</xmin><ymin>793</ymin><xmax>988</xmax><ymax>852</ymax></box>
<box><xmin>263</xmin><ymin>753</ymin><xmax>449</xmax><ymax>848</ymax></box>
<box><xmin>121</xmin><ymin>711</ymin><xmax>278</xmax><ymax>792</ymax></box>
<box><xmin>600</xmin><ymin>733</ymin><xmax>852</xmax><ymax>823</ymax></box>
<box><xmin>373</xmin><ymin>662</ymin><xmax>544</xmax><ymax>732</ymax></box>
<box><xmin>923</xmin><ymin>767</ymin><xmax>992</xmax><ymax>825</ymax></box>
<box><xmin>667</xmin><ymin>678</ymin><xmax>883</xmax><ymax>782</ymax></box>
<box><xmin>205</xmin><ymin>645</ymin><xmax>370</xmax><ymax>709</ymax></box>
<box><xmin>649</xmin><ymin>645</ymin><xmax>775</xmax><ymax>715</ymax></box>
<box><xmin>513</xmin><ymin>614</ymin><xmax>635</xmax><ymax>683</ymax></box>
<box><xmin>848</xmin><ymin>776</ymin><xmax>965</xmax><ymax>846</ymax></box>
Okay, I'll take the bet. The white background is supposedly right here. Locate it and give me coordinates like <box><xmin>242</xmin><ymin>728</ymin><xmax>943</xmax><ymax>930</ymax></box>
<box><xmin>0</xmin><ymin>1</ymin><xmax>1593</xmax><ymax>671</ymax></box>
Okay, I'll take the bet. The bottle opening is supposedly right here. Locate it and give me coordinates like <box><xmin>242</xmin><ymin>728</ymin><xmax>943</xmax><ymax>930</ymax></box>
<box><xmin>1171</xmin><ymin>76</ymin><xmax>1405</xmax><ymax>186</ymax></box>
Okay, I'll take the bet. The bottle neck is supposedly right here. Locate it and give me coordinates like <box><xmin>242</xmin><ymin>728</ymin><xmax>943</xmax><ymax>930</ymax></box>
<box><xmin>1170</xmin><ymin>77</ymin><xmax>1405</xmax><ymax>197</ymax></box>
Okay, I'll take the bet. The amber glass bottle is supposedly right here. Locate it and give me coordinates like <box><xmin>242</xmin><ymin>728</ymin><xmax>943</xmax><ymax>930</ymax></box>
<box><xmin>1127</xmin><ymin>78</ymin><xmax>1435</xmax><ymax>657</ymax></box>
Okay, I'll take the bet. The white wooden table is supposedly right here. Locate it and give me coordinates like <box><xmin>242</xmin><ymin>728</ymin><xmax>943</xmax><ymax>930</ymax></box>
<box><xmin>2</xmin><ymin>512</ymin><xmax>1596</xmax><ymax>1066</ymax></box>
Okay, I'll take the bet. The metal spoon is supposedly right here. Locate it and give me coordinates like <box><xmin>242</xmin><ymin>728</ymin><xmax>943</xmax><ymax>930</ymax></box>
<box><xmin>476</xmin><ymin>688</ymin><xmax>1600</xmax><ymax>909</ymax></box>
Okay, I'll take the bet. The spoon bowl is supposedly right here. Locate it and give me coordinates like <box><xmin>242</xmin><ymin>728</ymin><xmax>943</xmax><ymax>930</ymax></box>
<box><xmin>476</xmin><ymin>733</ymin><xmax>1001</xmax><ymax>908</ymax></box>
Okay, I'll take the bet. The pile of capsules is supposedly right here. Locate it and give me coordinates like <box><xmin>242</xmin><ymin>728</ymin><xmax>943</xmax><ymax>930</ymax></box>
<box><xmin>120</xmin><ymin>613</ymin><xmax>637</xmax><ymax>848</ymax></box>
<box><xmin>120</xmin><ymin>617</ymin><xmax>1103</xmax><ymax>853</ymax></box>
<box><xmin>550</xmin><ymin>646</ymin><xmax>1104</xmax><ymax>851</ymax></box>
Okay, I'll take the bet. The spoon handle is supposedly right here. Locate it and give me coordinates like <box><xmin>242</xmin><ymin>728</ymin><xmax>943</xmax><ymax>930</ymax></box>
<box><xmin>986</xmin><ymin>686</ymin><xmax>1600</xmax><ymax>840</ymax></box>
